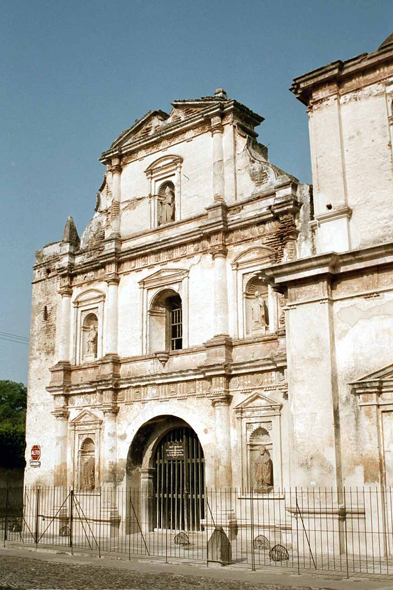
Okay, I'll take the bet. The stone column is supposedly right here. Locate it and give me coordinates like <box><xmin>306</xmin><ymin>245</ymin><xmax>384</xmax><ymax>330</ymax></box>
<box><xmin>110</xmin><ymin>158</ymin><xmax>121</xmax><ymax>237</ymax></box>
<box><xmin>58</xmin><ymin>287</ymin><xmax>72</xmax><ymax>362</ymax></box>
<box><xmin>213</xmin><ymin>249</ymin><xmax>229</xmax><ymax>336</ymax></box>
<box><xmin>105</xmin><ymin>276</ymin><xmax>119</xmax><ymax>355</ymax></box>
<box><xmin>212</xmin><ymin>395</ymin><xmax>232</xmax><ymax>488</ymax></box>
<box><xmin>140</xmin><ymin>468</ymin><xmax>155</xmax><ymax>533</ymax></box>
<box><xmin>212</xmin><ymin>116</ymin><xmax>224</xmax><ymax>200</ymax></box>
<box><xmin>53</xmin><ymin>407</ymin><xmax>69</xmax><ymax>487</ymax></box>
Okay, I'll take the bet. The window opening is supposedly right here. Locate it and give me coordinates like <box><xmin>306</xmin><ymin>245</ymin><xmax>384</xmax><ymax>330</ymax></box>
<box><xmin>169</xmin><ymin>295</ymin><xmax>182</xmax><ymax>350</ymax></box>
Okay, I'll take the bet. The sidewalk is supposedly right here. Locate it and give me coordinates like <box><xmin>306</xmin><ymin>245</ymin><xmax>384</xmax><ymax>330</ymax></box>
<box><xmin>0</xmin><ymin>545</ymin><xmax>392</xmax><ymax>590</ymax></box>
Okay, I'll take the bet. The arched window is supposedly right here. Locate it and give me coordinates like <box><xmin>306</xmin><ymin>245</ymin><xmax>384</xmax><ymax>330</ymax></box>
<box><xmin>157</xmin><ymin>181</ymin><xmax>175</xmax><ymax>226</ymax></box>
<box><xmin>149</xmin><ymin>289</ymin><xmax>183</xmax><ymax>353</ymax></box>
<box><xmin>245</xmin><ymin>276</ymin><xmax>269</xmax><ymax>337</ymax></box>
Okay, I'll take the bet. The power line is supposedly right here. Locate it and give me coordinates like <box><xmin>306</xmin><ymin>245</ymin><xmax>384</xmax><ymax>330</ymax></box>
<box><xmin>0</xmin><ymin>331</ymin><xmax>29</xmax><ymax>345</ymax></box>
<box><xmin>0</xmin><ymin>331</ymin><xmax>29</xmax><ymax>341</ymax></box>
<box><xmin>0</xmin><ymin>336</ymin><xmax>29</xmax><ymax>345</ymax></box>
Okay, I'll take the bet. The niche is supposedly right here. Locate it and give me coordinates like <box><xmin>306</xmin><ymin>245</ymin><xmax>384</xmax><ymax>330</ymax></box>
<box><xmin>245</xmin><ymin>276</ymin><xmax>269</xmax><ymax>337</ymax></box>
<box><xmin>249</xmin><ymin>427</ymin><xmax>273</xmax><ymax>492</ymax></box>
<box><xmin>79</xmin><ymin>437</ymin><xmax>96</xmax><ymax>491</ymax></box>
<box><xmin>82</xmin><ymin>313</ymin><xmax>98</xmax><ymax>362</ymax></box>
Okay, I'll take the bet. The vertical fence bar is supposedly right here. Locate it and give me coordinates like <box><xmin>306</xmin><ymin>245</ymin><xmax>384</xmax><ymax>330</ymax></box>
<box><xmin>250</xmin><ymin>486</ymin><xmax>255</xmax><ymax>571</ymax></box>
<box><xmin>343</xmin><ymin>488</ymin><xmax>349</xmax><ymax>579</ymax></box>
<box><xmin>165</xmin><ymin>516</ymin><xmax>168</xmax><ymax>563</ymax></box>
<box><xmin>295</xmin><ymin>488</ymin><xmax>300</xmax><ymax>575</ymax></box>
<box><xmin>35</xmin><ymin>488</ymin><xmax>40</xmax><ymax>548</ymax></box>
<box><xmin>69</xmin><ymin>489</ymin><xmax>74</xmax><ymax>555</ymax></box>
<box><xmin>3</xmin><ymin>484</ymin><xmax>9</xmax><ymax>547</ymax></box>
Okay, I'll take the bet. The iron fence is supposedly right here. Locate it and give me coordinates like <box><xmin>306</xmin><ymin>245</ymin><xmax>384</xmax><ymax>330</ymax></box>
<box><xmin>0</xmin><ymin>486</ymin><xmax>392</xmax><ymax>577</ymax></box>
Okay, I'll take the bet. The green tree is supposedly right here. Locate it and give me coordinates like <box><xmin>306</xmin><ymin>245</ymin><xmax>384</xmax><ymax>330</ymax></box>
<box><xmin>0</xmin><ymin>381</ymin><xmax>27</xmax><ymax>469</ymax></box>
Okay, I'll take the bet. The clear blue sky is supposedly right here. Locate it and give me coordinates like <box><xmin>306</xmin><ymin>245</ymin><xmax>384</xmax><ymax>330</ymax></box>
<box><xmin>1</xmin><ymin>0</ymin><xmax>391</xmax><ymax>384</ymax></box>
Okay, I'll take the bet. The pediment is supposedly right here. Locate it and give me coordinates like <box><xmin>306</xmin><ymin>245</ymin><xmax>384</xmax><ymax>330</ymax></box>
<box><xmin>139</xmin><ymin>268</ymin><xmax>189</xmax><ymax>289</ymax></box>
<box><xmin>73</xmin><ymin>289</ymin><xmax>105</xmax><ymax>305</ymax></box>
<box><xmin>70</xmin><ymin>409</ymin><xmax>102</xmax><ymax>425</ymax></box>
<box><xmin>235</xmin><ymin>391</ymin><xmax>282</xmax><ymax>415</ymax></box>
<box><xmin>110</xmin><ymin>110</ymin><xmax>170</xmax><ymax>150</ymax></box>
<box><xmin>232</xmin><ymin>246</ymin><xmax>274</xmax><ymax>269</ymax></box>
<box><xmin>145</xmin><ymin>154</ymin><xmax>183</xmax><ymax>175</ymax></box>
<box><xmin>350</xmin><ymin>363</ymin><xmax>393</xmax><ymax>394</ymax></box>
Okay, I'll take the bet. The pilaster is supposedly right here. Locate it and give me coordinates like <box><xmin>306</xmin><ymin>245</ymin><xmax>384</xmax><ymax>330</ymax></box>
<box><xmin>211</xmin><ymin>394</ymin><xmax>233</xmax><ymax>488</ymax></box>
<box><xmin>108</xmin><ymin>158</ymin><xmax>122</xmax><ymax>238</ymax></box>
<box><xmin>105</xmin><ymin>269</ymin><xmax>120</xmax><ymax>356</ymax></box>
<box><xmin>211</xmin><ymin>114</ymin><xmax>225</xmax><ymax>201</ymax></box>
<box><xmin>52</xmin><ymin>407</ymin><xmax>69</xmax><ymax>487</ymax></box>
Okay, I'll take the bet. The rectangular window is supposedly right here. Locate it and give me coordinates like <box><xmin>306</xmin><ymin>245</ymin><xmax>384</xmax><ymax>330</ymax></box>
<box><xmin>170</xmin><ymin>303</ymin><xmax>182</xmax><ymax>350</ymax></box>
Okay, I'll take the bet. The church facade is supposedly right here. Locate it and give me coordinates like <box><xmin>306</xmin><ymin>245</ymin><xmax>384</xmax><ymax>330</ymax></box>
<box><xmin>25</xmin><ymin>36</ymin><xmax>393</xmax><ymax>529</ymax></box>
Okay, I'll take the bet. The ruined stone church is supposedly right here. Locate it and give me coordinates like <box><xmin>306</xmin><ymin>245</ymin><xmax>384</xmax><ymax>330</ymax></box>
<box><xmin>26</xmin><ymin>34</ymin><xmax>393</xmax><ymax>524</ymax></box>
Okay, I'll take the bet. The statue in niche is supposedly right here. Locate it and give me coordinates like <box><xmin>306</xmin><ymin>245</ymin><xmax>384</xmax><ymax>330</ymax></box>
<box><xmin>253</xmin><ymin>445</ymin><xmax>273</xmax><ymax>491</ymax></box>
<box><xmin>81</xmin><ymin>456</ymin><xmax>95</xmax><ymax>491</ymax></box>
<box><xmin>158</xmin><ymin>184</ymin><xmax>175</xmax><ymax>225</ymax></box>
<box><xmin>86</xmin><ymin>324</ymin><xmax>98</xmax><ymax>357</ymax></box>
<box><xmin>251</xmin><ymin>291</ymin><xmax>268</xmax><ymax>329</ymax></box>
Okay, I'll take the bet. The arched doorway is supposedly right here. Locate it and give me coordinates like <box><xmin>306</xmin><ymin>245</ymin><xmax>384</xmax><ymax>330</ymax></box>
<box><xmin>153</xmin><ymin>426</ymin><xmax>205</xmax><ymax>531</ymax></box>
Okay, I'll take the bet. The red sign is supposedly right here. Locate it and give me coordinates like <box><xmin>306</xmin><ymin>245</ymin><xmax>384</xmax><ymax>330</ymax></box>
<box><xmin>31</xmin><ymin>445</ymin><xmax>41</xmax><ymax>461</ymax></box>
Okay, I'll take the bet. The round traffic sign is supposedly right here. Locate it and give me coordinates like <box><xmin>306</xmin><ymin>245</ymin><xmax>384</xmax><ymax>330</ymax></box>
<box><xmin>31</xmin><ymin>445</ymin><xmax>41</xmax><ymax>461</ymax></box>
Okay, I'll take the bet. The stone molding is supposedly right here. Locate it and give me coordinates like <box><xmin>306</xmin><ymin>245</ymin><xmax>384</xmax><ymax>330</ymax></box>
<box><xmin>309</xmin><ymin>205</ymin><xmax>352</xmax><ymax>229</ymax></box>
<box><xmin>262</xmin><ymin>242</ymin><xmax>393</xmax><ymax>289</ymax></box>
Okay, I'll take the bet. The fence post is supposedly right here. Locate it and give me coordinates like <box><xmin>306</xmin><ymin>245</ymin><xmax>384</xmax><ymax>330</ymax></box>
<box><xmin>70</xmin><ymin>489</ymin><xmax>74</xmax><ymax>555</ymax></box>
<box><xmin>3</xmin><ymin>483</ymin><xmax>9</xmax><ymax>547</ymax></box>
<box><xmin>250</xmin><ymin>486</ymin><xmax>255</xmax><ymax>571</ymax></box>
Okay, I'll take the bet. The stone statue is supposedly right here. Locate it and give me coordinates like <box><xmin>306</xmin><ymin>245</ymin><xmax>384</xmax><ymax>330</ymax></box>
<box><xmin>158</xmin><ymin>185</ymin><xmax>175</xmax><ymax>225</ymax></box>
<box><xmin>86</xmin><ymin>325</ymin><xmax>98</xmax><ymax>356</ymax></box>
<box><xmin>253</xmin><ymin>445</ymin><xmax>273</xmax><ymax>491</ymax></box>
<box><xmin>81</xmin><ymin>456</ymin><xmax>95</xmax><ymax>491</ymax></box>
<box><xmin>251</xmin><ymin>291</ymin><xmax>267</xmax><ymax>329</ymax></box>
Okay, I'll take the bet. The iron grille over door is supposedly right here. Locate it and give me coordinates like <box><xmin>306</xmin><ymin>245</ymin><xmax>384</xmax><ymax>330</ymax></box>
<box><xmin>153</xmin><ymin>427</ymin><xmax>205</xmax><ymax>531</ymax></box>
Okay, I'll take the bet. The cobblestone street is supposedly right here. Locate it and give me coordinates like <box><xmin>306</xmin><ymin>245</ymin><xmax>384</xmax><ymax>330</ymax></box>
<box><xmin>0</xmin><ymin>555</ymin><xmax>346</xmax><ymax>590</ymax></box>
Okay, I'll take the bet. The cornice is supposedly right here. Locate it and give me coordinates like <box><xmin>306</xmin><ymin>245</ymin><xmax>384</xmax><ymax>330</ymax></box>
<box><xmin>291</xmin><ymin>45</ymin><xmax>393</xmax><ymax>106</ymax></box>
<box><xmin>262</xmin><ymin>241</ymin><xmax>393</xmax><ymax>287</ymax></box>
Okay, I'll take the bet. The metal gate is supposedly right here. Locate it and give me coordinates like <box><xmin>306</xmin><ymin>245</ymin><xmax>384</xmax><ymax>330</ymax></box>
<box><xmin>153</xmin><ymin>427</ymin><xmax>205</xmax><ymax>531</ymax></box>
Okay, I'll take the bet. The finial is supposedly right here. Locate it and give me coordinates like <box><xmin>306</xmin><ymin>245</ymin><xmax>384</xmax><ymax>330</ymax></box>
<box><xmin>214</xmin><ymin>88</ymin><xmax>227</xmax><ymax>99</ymax></box>
<box><xmin>62</xmin><ymin>216</ymin><xmax>80</xmax><ymax>247</ymax></box>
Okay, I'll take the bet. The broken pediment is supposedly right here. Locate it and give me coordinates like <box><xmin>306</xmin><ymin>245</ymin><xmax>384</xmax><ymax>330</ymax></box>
<box><xmin>109</xmin><ymin>110</ymin><xmax>170</xmax><ymax>150</ymax></box>
<box><xmin>247</xmin><ymin>137</ymin><xmax>295</xmax><ymax>190</ymax></box>
<box><xmin>139</xmin><ymin>268</ymin><xmax>189</xmax><ymax>289</ymax></box>
<box><xmin>350</xmin><ymin>363</ymin><xmax>393</xmax><ymax>395</ymax></box>
<box><xmin>70</xmin><ymin>409</ymin><xmax>102</xmax><ymax>426</ymax></box>
<box><xmin>235</xmin><ymin>391</ymin><xmax>282</xmax><ymax>417</ymax></box>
